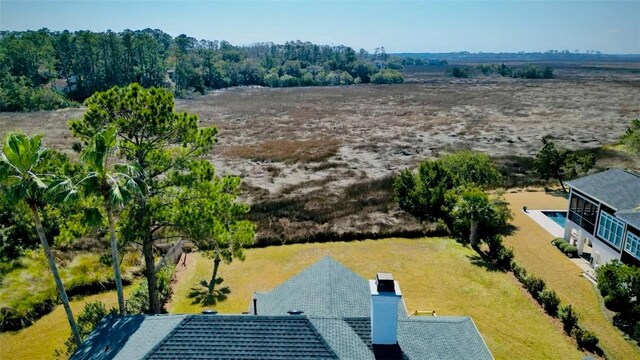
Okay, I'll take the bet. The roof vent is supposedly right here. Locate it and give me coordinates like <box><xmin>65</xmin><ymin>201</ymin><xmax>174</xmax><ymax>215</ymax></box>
<box><xmin>201</xmin><ymin>309</ymin><xmax>218</xmax><ymax>315</ymax></box>
<box><xmin>287</xmin><ymin>309</ymin><xmax>304</xmax><ymax>315</ymax></box>
<box><xmin>376</xmin><ymin>273</ymin><xmax>395</xmax><ymax>292</ymax></box>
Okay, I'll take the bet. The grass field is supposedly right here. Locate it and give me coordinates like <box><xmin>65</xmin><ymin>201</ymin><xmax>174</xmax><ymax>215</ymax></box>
<box><xmin>4</xmin><ymin>191</ymin><xmax>638</xmax><ymax>359</ymax></box>
<box><xmin>503</xmin><ymin>190</ymin><xmax>640</xmax><ymax>360</ymax></box>
<box><xmin>0</xmin><ymin>285</ymin><xmax>133</xmax><ymax>360</ymax></box>
<box><xmin>167</xmin><ymin>237</ymin><xmax>582</xmax><ymax>360</ymax></box>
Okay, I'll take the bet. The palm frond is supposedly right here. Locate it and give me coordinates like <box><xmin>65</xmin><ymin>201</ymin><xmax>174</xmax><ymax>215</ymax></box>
<box><xmin>47</xmin><ymin>177</ymin><xmax>79</xmax><ymax>203</ymax></box>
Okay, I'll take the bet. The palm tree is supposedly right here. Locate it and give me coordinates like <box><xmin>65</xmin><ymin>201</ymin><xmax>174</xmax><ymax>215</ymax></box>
<box><xmin>453</xmin><ymin>186</ymin><xmax>493</xmax><ymax>247</ymax></box>
<box><xmin>76</xmin><ymin>126</ymin><xmax>144</xmax><ymax>315</ymax></box>
<box><xmin>0</xmin><ymin>133</ymin><xmax>81</xmax><ymax>347</ymax></box>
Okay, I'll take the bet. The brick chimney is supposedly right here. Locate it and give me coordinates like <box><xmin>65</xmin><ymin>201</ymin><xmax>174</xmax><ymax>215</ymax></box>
<box><xmin>369</xmin><ymin>273</ymin><xmax>402</xmax><ymax>345</ymax></box>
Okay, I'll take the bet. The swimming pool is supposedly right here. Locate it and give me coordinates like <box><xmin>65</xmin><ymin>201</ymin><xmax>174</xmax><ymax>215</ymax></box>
<box><xmin>542</xmin><ymin>211</ymin><xmax>567</xmax><ymax>228</ymax></box>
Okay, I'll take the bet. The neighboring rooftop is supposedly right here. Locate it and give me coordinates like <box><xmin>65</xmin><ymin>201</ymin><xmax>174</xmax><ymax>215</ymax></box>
<box><xmin>250</xmin><ymin>256</ymin><xmax>408</xmax><ymax>318</ymax></box>
<box><xmin>566</xmin><ymin>168</ymin><xmax>640</xmax><ymax>212</ymax></box>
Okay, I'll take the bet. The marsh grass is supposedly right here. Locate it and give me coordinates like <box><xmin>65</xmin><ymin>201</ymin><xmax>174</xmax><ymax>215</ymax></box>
<box><xmin>0</xmin><ymin>251</ymin><xmax>137</xmax><ymax>332</ymax></box>
<box><xmin>248</xmin><ymin>176</ymin><xmax>430</xmax><ymax>245</ymax></box>
<box><xmin>221</xmin><ymin>137</ymin><xmax>341</xmax><ymax>164</ymax></box>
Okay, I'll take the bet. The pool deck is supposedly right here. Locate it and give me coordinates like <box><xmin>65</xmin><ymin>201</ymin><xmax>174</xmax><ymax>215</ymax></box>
<box><xmin>524</xmin><ymin>209</ymin><xmax>565</xmax><ymax>238</ymax></box>
<box><xmin>523</xmin><ymin>208</ymin><xmax>596</xmax><ymax>282</ymax></box>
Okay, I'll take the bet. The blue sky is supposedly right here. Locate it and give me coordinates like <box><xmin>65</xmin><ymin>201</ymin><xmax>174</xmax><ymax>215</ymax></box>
<box><xmin>1</xmin><ymin>0</ymin><xmax>639</xmax><ymax>53</ymax></box>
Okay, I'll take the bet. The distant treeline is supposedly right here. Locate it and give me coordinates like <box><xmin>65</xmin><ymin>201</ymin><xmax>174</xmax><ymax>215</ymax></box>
<box><xmin>398</xmin><ymin>57</ymin><xmax>448</xmax><ymax>66</ymax></box>
<box><xmin>0</xmin><ymin>29</ymin><xmax>404</xmax><ymax>111</ymax></box>
<box><xmin>394</xmin><ymin>50</ymin><xmax>639</xmax><ymax>61</ymax></box>
<box><xmin>449</xmin><ymin>63</ymin><xmax>554</xmax><ymax>79</ymax></box>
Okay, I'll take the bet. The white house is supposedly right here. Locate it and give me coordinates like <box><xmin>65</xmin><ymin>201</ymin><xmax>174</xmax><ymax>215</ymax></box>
<box><xmin>564</xmin><ymin>168</ymin><xmax>640</xmax><ymax>268</ymax></box>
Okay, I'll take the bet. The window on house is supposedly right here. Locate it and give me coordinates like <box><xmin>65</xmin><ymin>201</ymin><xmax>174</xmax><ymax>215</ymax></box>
<box><xmin>568</xmin><ymin>193</ymin><xmax>598</xmax><ymax>234</ymax></box>
<box><xmin>597</xmin><ymin>212</ymin><xmax>624</xmax><ymax>249</ymax></box>
<box><xmin>624</xmin><ymin>232</ymin><xmax>640</xmax><ymax>260</ymax></box>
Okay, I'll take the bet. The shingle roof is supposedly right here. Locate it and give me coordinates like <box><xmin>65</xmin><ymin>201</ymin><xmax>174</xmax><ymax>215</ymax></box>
<box><xmin>73</xmin><ymin>314</ymin><xmax>492</xmax><ymax>360</ymax></box>
<box><xmin>341</xmin><ymin>317</ymin><xmax>493</xmax><ymax>360</ymax></box>
<box><xmin>145</xmin><ymin>315</ymin><xmax>337</xmax><ymax>359</ymax></box>
<box><xmin>71</xmin><ymin>315</ymin><xmax>187</xmax><ymax>360</ymax></box>
<box><xmin>251</xmin><ymin>256</ymin><xmax>407</xmax><ymax>318</ymax></box>
<box><xmin>615</xmin><ymin>210</ymin><xmax>640</xmax><ymax>229</ymax></box>
<box><xmin>72</xmin><ymin>257</ymin><xmax>492</xmax><ymax>360</ymax></box>
<box><xmin>566</xmin><ymin>169</ymin><xmax>640</xmax><ymax>211</ymax></box>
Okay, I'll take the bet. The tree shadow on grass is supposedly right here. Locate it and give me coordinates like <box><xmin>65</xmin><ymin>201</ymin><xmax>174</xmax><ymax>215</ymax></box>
<box><xmin>188</xmin><ymin>278</ymin><xmax>231</xmax><ymax>306</ymax></box>
<box><xmin>466</xmin><ymin>253</ymin><xmax>504</xmax><ymax>273</ymax></box>
<box><xmin>544</xmin><ymin>189</ymin><xmax>569</xmax><ymax>200</ymax></box>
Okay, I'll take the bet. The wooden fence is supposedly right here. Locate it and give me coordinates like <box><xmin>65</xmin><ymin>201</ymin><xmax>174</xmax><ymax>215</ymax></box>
<box><xmin>155</xmin><ymin>239</ymin><xmax>184</xmax><ymax>272</ymax></box>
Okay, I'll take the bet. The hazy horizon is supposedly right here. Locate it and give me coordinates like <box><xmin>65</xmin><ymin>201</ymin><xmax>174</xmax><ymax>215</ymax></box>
<box><xmin>1</xmin><ymin>0</ymin><xmax>639</xmax><ymax>54</ymax></box>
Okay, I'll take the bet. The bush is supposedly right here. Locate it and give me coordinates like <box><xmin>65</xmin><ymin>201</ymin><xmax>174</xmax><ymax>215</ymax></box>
<box><xmin>572</xmin><ymin>327</ymin><xmax>599</xmax><ymax>351</ymax></box>
<box><xmin>126</xmin><ymin>265</ymin><xmax>175</xmax><ymax>314</ymax></box>
<box><xmin>370</xmin><ymin>69</ymin><xmax>404</xmax><ymax>84</ymax></box>
<box><xmin>512</xmin><ymin>262</ymin><xmax>528</xmax><ymax>282</ymax></box>
<box><xmin>496</xmin><ymin>247</ymin><xmax>514</xmax><ymax>271</ymax></box>
<box><xmin>552</xmin><ymin>237</ymin><xmax>567</xmax><ymax>247</ymax></box>
<box><xmin>523</xmin><ymin>275</ymin><xmax>546</xmax><ymax>300</ymax></box>
<box><xmin>558</xmin><ymin>304</ymin><xmax>579</xmax><ymax>334</ymax></box>
<box><xmin>449</xmin><ymin>66</ymin><xmax>472</xmax><ymax>78</ymax></box>
<box><xmin>0</xmin><ymin>75</ymin><xmax>76</xmax><ymax>111</ymax></box>
<box><xmin>633</xmin><ymin>321</ymin><xmax>640</xmax><ymax>342</ymax></box>
<box><xmin>558</xmin><ymin>241</ymin><xmax>571</xmax><ymax>251</ymax></box>
<box><xmin>57</xmin><ymin>301</ymin><xmax>116</xmax><ymax>357</ymax></box>
<box><xmin>562</xmin><ymin>245</ymin><xmax>578</xmax><ymax>258</ymax></box>
<box><xmin>486</xmin><ymin>234</ymin><xmax>504</xmax><ymax>257</ymax></box>
<box><xmin>538</xmin><ymin>288</ymin><xmax>561</xmax><ymax>316</ymax></box>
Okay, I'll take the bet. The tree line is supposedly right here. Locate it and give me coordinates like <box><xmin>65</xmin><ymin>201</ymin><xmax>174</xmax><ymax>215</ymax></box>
<box><xmin>449</xmin><ymin>63</ymin><xmax>554</xmax><ymax>79</ymax></box>
<box><xmin>0</xmin><ymin>29</ymin><xmax>404</xmax><ymax>111</ymax></box>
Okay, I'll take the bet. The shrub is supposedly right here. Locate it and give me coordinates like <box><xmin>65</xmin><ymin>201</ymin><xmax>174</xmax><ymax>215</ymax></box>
<box><xmin>572</xmin><ymin>327</ymin><xmax>599</xmax><ymax>351</ymax></box>
<box><xmin>486</xmin><ymin>234</ymin><xmax>504</xmax><ymax>258</ymax></box>
<box><xmin>552</xmin><ymin>237</ymin><xmax>567</xmax><ymax>247</ymax></box>
<box><xmin>633</xmin><ymin>321</ymin><xmax>640</xmax><ymax>342</ymax></box>
<box><xmin>126</xmin><ymin>265</ymin><xmax>175</xmax><ymax>314</ymax></box>
<box><xmin>523</xmin><ymin>275</ymin><xmax>546</xmax><ymax>300</ymax></box>
<box><xmin>538</xmin><ymin>288</ymin><xmax>561</xmax><ymax>316</ymax></box>
<box><xmin>512</xmin><ymin>262</ymin><xmax>528</xmax><ymax>282</ymax></box>
<box><xmin>558</xmin><ymin>304</ymin><xmax>579</xmax><ymax>334</ymax></box>
<box><xmin>496</xmin><ymin>247</ymin><xmax>514</xmax><ymax>271</ymax></box>
<box><xmin>449</xmin><ymin>66</ymin><xmax>472</xmax><ymax>78</ymax></box>
<box><xmin>562</xmin><ymin>245</ymin><xmax>578</xmax><ymax>258</ymax></box>
<box><xmin>558</xmin><ymin>241</ymin><xmax>571</xmax><ymax>251</ymax></box>
<box><xmin>370</xmin><ymin>69</ymin><xmax>404</xmax><ymax>84</ymax></box>
<box><xmin>57</xmin><ymin>301</ymin><xmax>116</xmax><ymax>357</ymax></box>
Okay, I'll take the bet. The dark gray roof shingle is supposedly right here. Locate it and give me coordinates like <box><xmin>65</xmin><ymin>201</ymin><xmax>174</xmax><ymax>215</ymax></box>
<box><xmin>251</xmin><ymin>256</ymin><xmax>407</xmax><ymax>318</ymax></box>
<box><xmin>341</xmin><ymin>317</ymin><xmax>492</xmax><ymax>360</ymax></box>
<box><xmin>615</xmin><ymin>210</ymin><xmax>640</xmax><ymax>229</ymax></box>
<box><xmin>72</xmin><ymin>257</ymin><xmax>493</xmax><ymax>360</ymax></box>
<box><xmin>145</xmin><ymin>315</ymin><xmax>337</xmax><ymax>359</ymax></box>
<box><xmin>71</xmin><ymin>315</ymin><xmax>187</xmax><ymax>360</ymax></box>
<box><xmin>566</xmin><ymin>169</ymin><xmax>640</xmax><ymax>211</ymax></box>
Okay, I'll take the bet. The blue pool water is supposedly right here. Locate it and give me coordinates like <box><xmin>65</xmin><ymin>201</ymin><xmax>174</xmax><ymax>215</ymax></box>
<box><xmin>542</xmin><ymin>211</ymin><xmax>567</xmax><ymax>228</ymax></box>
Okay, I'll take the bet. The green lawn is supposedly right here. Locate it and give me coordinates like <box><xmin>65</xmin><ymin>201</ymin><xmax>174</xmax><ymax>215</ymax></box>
<box><xmin>168</xmin><ymin>237</ymin><xmax>582</xmax><ymax>360</ymax></box>
<box><xmin>0</xmin><ymin>285</ymin><xmax>133</xmax><ymax>360</ymax></box>
<box><xmin>9</xmin><ymin>191</ymin><xmax>633</xmax><ymax>360</ymax></box>
<box><xmin>504</xmin><ymin>191</ymin><xmax>640</xmax><ymax>360</ymax></box>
